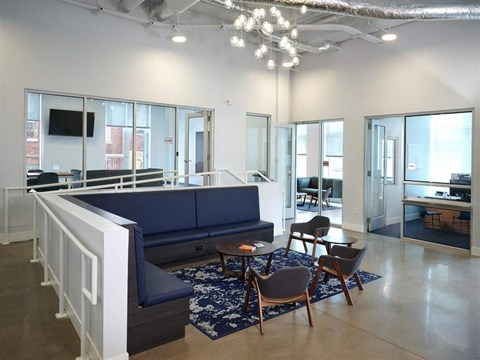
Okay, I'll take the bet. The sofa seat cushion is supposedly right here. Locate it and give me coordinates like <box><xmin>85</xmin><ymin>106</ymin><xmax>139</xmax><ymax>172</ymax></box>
<box><xmin>199</xmin><ymin>220</ymin><xmax>273</xmax><ymax>237</ymax></box>
<box><xmin>142</xmin><ymin>262</ymin><xmax>193</xmax><ymax>307</ymax></box>
<box><xmin>301</xmin><ymin>187</ymin><xmax>319</xmax><ymax>195</ymax></box>
<box><xmin>143</xmin><ymin>229</ymin><xmax>209</xmax><ymax>248</ymax></box>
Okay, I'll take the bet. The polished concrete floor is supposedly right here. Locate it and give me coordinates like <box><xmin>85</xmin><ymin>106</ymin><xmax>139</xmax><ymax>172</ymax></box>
<box><xmin>1</xmin><ymin>228</ymin><xmax>479</xmax><ymax>360</ymax></box>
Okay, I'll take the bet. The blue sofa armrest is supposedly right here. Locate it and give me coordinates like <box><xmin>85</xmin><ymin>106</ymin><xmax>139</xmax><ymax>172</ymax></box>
<box><xmin>134</xmin><ymin>225</ymin><xmax>193</xmax><ymax>307</ymax></box>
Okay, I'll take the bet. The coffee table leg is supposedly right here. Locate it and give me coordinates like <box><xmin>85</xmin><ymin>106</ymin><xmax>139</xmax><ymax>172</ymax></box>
<box><xmin>325</xmin><ymin>243</ymin><xmax>331</xmax><ymax>255</ymax></box>
<box><xmin>265</xmin><ymin>253</ymin><xmax>273</xmax><ymax>275</ymax></box>
<box><xmin>241</xmin><ymin>257</ymin><xmax>246</xmax><ymax>283</ymax></box>
<box><xmin>219</xmin><ymin>252</ymin><xmax>228</xmax><ymax>275</ymax></box>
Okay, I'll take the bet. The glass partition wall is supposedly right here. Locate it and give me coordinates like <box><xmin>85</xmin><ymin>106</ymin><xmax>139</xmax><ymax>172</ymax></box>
<box><xmin>26</xmin><ymin>91</ymin><xmax>211</xmax><ymax>188</ymax></box>
<box><xmin>295</xmin><ymin>121</ymin><xmax>343</xmax><ymax>225</ymax></box>
<box><xmin>402</xmin><ymin>111</ymin><xmax>472</xmax><ymax>250</ymax></box>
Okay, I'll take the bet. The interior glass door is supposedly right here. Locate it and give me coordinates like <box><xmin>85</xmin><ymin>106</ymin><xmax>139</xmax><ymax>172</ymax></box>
<box><xmin>183</xmin><ymin>112</ymin><xmax>209</xmax><ymax>186</ymax></box>
<box><xmin>367</xmin><ymin>119</ymin><xmax>387</xmax><ymax>231</ymax></box>
<box><xmin>273</xmin><ymin>124</ymin><xmax>295</xmax><ymax>219</ymax></box>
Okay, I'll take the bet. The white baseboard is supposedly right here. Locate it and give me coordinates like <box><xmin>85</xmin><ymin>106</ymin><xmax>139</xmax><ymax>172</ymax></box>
<box><xmin>342</xmin><ymin>222</ymin><xmax>364</xmax><ymax>233</ymax></box>
<box><xmin>1</xmin><ymin>230</ymin><xmax>33</xmax><ymax>245</ymax></box>
<box><xmin>471</xmin><ymin>246</ymin><xmax>480</xmax><ymax>257</ymax></box>
<box><xmin>386</xmin><ymin>216</ymin><xmax>401</xmax><ymax>225</ymax></box>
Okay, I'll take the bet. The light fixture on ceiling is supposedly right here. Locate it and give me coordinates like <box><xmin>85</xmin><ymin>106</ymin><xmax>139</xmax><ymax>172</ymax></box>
<box><xmin>227</xmin><ymin>3</ymin><xmax>306</xmax><ymax>70</ymax></box>
<box><xmin>171</xmin><ymin>25</ymin><xmax>187</xmax><ymax>43</ymax></box>
<box><xmin>381</xmin><ymin>32</ymin><xmax>397</xmax><ymax>41</ymax></box>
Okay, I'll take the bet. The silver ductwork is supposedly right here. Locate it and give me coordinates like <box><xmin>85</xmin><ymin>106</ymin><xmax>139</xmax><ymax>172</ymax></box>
<box><xmin>117</xmin><ymin>0</ymin><xmax>146</xmax><ymax>13</ymax></box>
<box><xmin>245</xmin><ymin>1</ymin><xmax>480</xmax><ymax>20</ymax></box>
<box><xmin>144</xmin><ymin>0</ymin><xmax>201</xmax><ymax>21</ymax></box>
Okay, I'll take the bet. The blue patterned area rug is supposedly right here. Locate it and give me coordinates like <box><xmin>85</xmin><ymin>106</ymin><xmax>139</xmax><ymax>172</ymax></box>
<box><xmin>171</xmin><ymin>248</ymin><xmax>381</xmax><ymax>340</ymax></box>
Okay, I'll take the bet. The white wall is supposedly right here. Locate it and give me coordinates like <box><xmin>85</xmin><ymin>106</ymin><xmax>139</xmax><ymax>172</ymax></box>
<box><xmin>0</xmin><ymin>0</ymin><xmax>290</xmax><ymax>240</ymax></box>
<box><xmin>291</xmin><ymin>20</ymin><xmax>480</xmax><ymax>254</ymax></box>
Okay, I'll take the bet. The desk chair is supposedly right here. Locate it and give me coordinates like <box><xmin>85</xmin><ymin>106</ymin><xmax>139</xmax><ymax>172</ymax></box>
<box><xmin>418</xmin><ymin>207</ymin><xmax>441</xmax><ymax>230</ymax></box>
<box><xmin>36</xmin><ymin>172</ymin><xmax>60</xmax><ymax>192</ymax></box>
<box><xmin>452</xmin><ymin>211</ymin><xmax>470</xmax><ymax>234</ymax></box>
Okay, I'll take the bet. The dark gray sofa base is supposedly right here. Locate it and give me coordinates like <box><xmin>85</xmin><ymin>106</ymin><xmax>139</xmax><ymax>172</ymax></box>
<box><xmin>144</xmin><ymin>227</ymin><xmax>273</xmax><ymax>266</ymax></box>
<box><xmin>127</xmin><ymin>226</ymin><xmax>191</xmax><ymax>355</ymax></box>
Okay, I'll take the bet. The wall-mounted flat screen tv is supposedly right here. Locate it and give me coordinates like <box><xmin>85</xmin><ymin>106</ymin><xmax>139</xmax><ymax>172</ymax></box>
<box><xmin>48</xmin><ymin>109</ymin><xmax>95</xmax><ymax>137</ymax></box>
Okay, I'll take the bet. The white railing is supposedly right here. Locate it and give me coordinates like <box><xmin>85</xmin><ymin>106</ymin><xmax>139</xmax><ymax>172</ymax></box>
<box><xmin>2</xmin><ymin>168</ymin><xmax>267</xmax><ymax>245</ymax></box>
<box><xmin>32</xmin><ymin>193</ymin><xmax>98</xmax><ymax>360</ymax></box>
<box><xmin>245</xmin><ymin>170</ymin><xmax>272</xmax><ymax>183</ymax></box>
<box><xmin>2</xmin><ymin>169</ymin><xmax>177</xmax><ymax>245</ymax></box>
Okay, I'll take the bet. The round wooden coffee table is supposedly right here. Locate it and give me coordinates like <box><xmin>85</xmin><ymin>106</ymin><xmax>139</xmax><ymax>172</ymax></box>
<box><xmin>216</xmin><ymin>240</ymin><xmax>276</xmax><ymax>282</ymax></box>
<box><xmin>322</xmin><ymin>234</ymin><xmax>357</xmax><ymax>254</ymax></box>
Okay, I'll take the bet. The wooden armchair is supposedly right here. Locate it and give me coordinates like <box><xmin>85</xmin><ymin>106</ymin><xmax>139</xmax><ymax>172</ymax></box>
<box><xmin>309</xmin><ymin>245</ymin><xmax>367</xmax><ymax>305</ymax></box>
<box><xmin>243</xmin><ymin>264</ymin><xmax>313</xmax><ymax>334</ymax></box>
<box><xmin>285</xmin><ymin>215</ymin><xmax>330</xmax><ymax>262</ymax></box>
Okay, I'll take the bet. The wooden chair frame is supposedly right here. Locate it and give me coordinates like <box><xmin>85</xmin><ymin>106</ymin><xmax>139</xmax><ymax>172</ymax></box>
<box><xmin>243</xmin><ymin>271</ymin><xmax>314</xmax><ymax>335</ymax></box>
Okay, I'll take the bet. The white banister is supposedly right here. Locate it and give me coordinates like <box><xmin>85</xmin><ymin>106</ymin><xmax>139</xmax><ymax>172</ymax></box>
<box><xmin>33</xmin><ymin>193</ymin><xmax>98</xmax><ymax>360</ymax></box>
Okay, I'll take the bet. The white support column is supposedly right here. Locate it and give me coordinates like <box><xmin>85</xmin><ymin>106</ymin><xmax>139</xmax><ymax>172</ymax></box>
<box><xmin>56</xmin><ymin>231</ymin><xmax>67</xmax><ymax>318</ymax></box>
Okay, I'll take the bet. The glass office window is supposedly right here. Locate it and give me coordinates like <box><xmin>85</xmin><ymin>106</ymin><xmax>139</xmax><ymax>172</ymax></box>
<box><xmin>246</xmin><ymin>113</ymin><xmax>269</xmax><ymax>182</ymax></box>
<box><xmin>104</xmin><ymin>100</ymin><xmax>134</xmax><ymax>170</ymax></box>
<box><xmin>138</xmin><ymin>104</ymin><xmax>175</xmax><ymax>172</ymax></box>
<box><xmin>405</xmin><ymin>112</ymin><xmax>472</xmax><ymax>184</ymax></box>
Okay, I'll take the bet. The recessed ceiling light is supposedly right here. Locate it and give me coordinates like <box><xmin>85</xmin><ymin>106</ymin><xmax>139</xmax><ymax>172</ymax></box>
<box><xmin>282</xmin><ymin>61</ymin><xmax>293</xmax><ymax>68</ymax></box>
<box><xmin>172</xmin><ymin>35</ymin><xmax>187</xmax><ymax>43</ymax></box>
<box><xmin>381</xmin><ymin>33</ymin><xmax>397</xmax><ymax>41</ymax></box>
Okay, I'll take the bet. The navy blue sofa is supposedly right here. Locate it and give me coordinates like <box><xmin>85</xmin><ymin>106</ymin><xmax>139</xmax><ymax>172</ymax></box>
<box><xmin>70</xmin><ymin>185</ymin><xmax>273</xmax><ymax>353</ymax></box>
<box><xmin>75</xmin><ymin>185</ymin><xmax>274</xmax><ymax>265</ymax></box>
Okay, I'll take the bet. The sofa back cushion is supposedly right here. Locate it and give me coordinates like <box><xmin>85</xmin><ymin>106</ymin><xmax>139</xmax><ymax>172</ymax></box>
<box><xmin>133</xmin><ymin>225</ymin><xmax>147</xmax><ymax>305</ymax></box>
<box><xmin>196</xmin><ymin>186</ymin><xmax>260</xmax><ymax>228</ymax></box>
<box><xmin>310</xmin><ymin>176</ymin><xmax>319</xmax><ymax>189</ymax></box>
<box><xmin>297</xmin><ymin>177</ymin><xmax>311</xmax><ymax>191</ymax></box>
<box><xmin>76</xmin><ymin>190</ymin><xmax>197</xmax><ymax>235</ymax></box>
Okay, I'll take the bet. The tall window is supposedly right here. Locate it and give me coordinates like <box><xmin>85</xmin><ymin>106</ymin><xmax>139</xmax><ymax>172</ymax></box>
<box><xmin>246</xmin><ymin>113</ymin><xmax>269</xmax><ymax>181</ymax></box>
<box><xmin>26</xmin><ymin>93</ymin><xmax>41</xmax><ymax>170</ymax></box>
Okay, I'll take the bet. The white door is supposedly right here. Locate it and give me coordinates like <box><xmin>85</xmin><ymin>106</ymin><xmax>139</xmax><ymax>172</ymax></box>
<box><xmin>367</xmin><ymin>119</ymin><xmax>387</xmax><ymax>231</ymax></box>
<box><xmin>183</xmin><ymin>112</ymin><xmax>210</xmax><ymax>186</ymax></box>
<box><xmin>273</xmin><ymin>124</ymin><xmax>296</xmax><ymax>219</ymax></box>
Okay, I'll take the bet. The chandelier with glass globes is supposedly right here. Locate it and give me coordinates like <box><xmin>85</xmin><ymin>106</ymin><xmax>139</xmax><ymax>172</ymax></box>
<box><xmin>229</xmin><ymin>5</ymin><xmax>308</xmax><ymax>70</ymax></box>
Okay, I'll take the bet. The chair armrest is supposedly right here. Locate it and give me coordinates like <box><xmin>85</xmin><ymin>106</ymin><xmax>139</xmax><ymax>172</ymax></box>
<box><xmin>290</xmin><ymin>222</ymin><xmax>311</xmax><ymax>234</ymax></box>
<box><xmin>313</xmin><ymin>226</ymin><xmax>329</xmax><ymax>237</ymax></box>
<box><xmin>330</xmin><ymin>245</ymin><xmax>361</xmax><ymax>259</ymax></box>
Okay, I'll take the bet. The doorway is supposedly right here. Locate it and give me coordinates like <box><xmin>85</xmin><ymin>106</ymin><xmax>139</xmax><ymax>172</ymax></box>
<box><xmin>295</xmin><ymin>121</ymin><xmax>343</xmax><ymax>225</ymax></box>
<box><xmin>366</xmin><ymin>116</ymin><xmax>403</xmax><ymax>237</ymax></box>
<box><xmin>177</xmin><ymin>109</ymin><xmax>212</xmax><ymax>186</ymax></box>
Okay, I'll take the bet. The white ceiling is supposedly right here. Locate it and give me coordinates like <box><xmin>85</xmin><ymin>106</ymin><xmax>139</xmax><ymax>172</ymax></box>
<box><xmin>62</xmin><ymin>0</ymin><xmax>478</xmax><ymax>57</ymax></box>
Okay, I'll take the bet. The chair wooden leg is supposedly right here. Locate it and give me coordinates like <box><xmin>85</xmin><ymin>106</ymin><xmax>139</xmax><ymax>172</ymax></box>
<box><xmin>311</xmin><ymin>238</ymin><xmax>317</xmax><ymax>263</ymax></box>
<box><xmin>353</xmin><ymin>272</ymin><xmax>363</xmax><ymax>290</ymax></box>
<box><xmin>302</xmin><ymin>240</ymin><xmax>308</xmax><ymax>253</ymax></box>
<box><xmin>305</xmin><ymin>292</ymin><xmax>314</xmax><ymax>327</ymax></box>
<box><xmin>285</xmin><ymin>234</ymin><xmax>293</xmax><ymax>257</ymax></box>
<box><xmin>334</xmin><ymin>261</ymin><xmax>353</xmax><ymax>305</ymax></box>
<box><xmin>256</xmin><ymin>295</ymin><xmax>265</xmax><ymax>334</ymax></box>
<box><xmin>309</xmin><ymin>258</ymin><xmax>325</xmax><ymax>297</ymax></box>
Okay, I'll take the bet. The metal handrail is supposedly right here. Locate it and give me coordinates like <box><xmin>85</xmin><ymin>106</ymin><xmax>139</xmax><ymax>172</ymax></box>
<box><xmin>32</xmin><ymin>192</ymin><xmax>98</xmax><ymax>359</ymax></box>
<box><xmin>245</xmin><ymin>170</ymin><xmax>272</xmax><ymax>183</ymax></box>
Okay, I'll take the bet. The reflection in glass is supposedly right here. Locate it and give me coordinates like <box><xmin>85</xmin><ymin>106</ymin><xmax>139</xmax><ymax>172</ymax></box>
<box><xmin>403</xmin><ymin>204</ymin><xmax>470</xmax><ymax>250</ymax></box>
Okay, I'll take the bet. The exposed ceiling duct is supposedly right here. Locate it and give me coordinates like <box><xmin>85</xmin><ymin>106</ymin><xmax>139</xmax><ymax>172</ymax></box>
<box><xmin>244</xmin><ymin>1</ymin><xmax>480</xmax><ymax>20</ymax></box>
<box><xmin>117</xmin><ymin>0</ymin><xmax>146</xmax><ymax>13</ymax></box>
<box><xmin>144</xmin><ymin>0</ymin><xmax>201</xmax><ymax>21</ymax></box>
